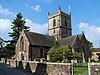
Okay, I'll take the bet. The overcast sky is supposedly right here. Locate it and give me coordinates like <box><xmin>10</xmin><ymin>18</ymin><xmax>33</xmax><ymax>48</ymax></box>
<box><xmin>0</xmin><ymin>0</ymin><xmax>100</xmax><ymax>48</ymax></box>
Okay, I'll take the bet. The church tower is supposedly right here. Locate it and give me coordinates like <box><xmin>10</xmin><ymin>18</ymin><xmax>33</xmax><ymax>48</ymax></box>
<box><xmin>48</xmin><ymin>7</ymin><xmax>72</xmax><ymax>40</ymax></box>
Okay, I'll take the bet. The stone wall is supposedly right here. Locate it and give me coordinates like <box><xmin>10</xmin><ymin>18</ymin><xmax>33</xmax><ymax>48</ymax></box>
<box><xmin>47</xmin><ymin>63</ymin><xmax>72</xmax><ymax>75</ymax></box>
<box><xmin>1</xmin><ymin>59</ymin><xmax>73</xmax><ymax>75</ymax></box>
<box><xmin>15</xmin><ymin>30</ymin><xmax>30</xmax><ymax>61</ymax></box>
<box><xmin>88</xmin><ymin>63</ymin><xmax>100</xmax><ymax>75</ymax></box>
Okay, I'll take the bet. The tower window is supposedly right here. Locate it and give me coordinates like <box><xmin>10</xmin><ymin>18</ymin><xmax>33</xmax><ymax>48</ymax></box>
<box><xmin>65</xmin><ymin>19</ymin><xmax>67</xmax><ymax>27</ymax></box>
<box><xmin>53</xmin><ymin>19</ymin><xmax>56</xmax><ymax>26</ymax></box>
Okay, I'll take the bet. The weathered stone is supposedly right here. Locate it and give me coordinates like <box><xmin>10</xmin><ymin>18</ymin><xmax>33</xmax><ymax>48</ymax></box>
<box><xmin>2</xmin><ymin>59</ymin><xmax>73</xmax><ymax>75</ymax></box>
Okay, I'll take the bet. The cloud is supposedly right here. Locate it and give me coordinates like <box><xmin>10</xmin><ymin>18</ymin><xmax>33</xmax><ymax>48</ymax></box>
<box><xmin>26</xmin><ymin>4</ymin><xmax>41</xmax><ymax>12</ymax></box>
<box><xmin>0</xmin><ymin>5</ymin><xmax>13</xmax><ymax>15</ymax></box>
<box><xmin>79</xmin><ymin>22</ymin><xmax>100</xmax><ymax>47</ymax></box>
<box><xmin>25</xmin><ymin>19</ymin><xmax>48</xmax><ymax>34</ymax></box>
<box><xmin>0</xmin><ymin>18</ymin><xmax>48</xmax><ymax>40</ymax></box>
<box><xmin>32</xmin><ymin>5</ymin><xmax>41</xmax><ymax>12</ymax></box>
<box><xmin>0</xmin><ymin>19</ymin><xmax>11</xmax><ymax>30</ymax></box>
<box><xmin>0</xmin><ymin>19</ymin><xmax>11</xmax><ymax>40</ymax></box>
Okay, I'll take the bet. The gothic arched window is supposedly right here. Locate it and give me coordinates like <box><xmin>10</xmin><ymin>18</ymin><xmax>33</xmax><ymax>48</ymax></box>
<box><xmin>20</xmin><ymin>37</ymin><xmax>24</xmax><ymax>51</ymax></box>
<box><xmin>53</xmin><ymin>19</ymin><xmax>56</xmax><ymax>26</ymax></box>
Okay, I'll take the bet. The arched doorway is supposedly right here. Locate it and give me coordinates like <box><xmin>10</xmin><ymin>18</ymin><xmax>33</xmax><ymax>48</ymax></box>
<box><xmin>21</xmin><ymin>53</ymin><xmax>24</xmax><ymax>60</ymax></box>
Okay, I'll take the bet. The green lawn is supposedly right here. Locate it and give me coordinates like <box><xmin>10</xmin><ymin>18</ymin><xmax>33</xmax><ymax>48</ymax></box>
<box><xmin>74</xmin><ymin>63</ymin><xmax>88</xmax><ymax>75</ymax></box>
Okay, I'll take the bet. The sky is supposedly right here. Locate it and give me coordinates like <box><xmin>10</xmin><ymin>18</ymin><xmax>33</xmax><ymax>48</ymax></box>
<box><xmin>0</xmin><ymin>0</ymin><xmax>100</xmax><ymax>48</ymax></box>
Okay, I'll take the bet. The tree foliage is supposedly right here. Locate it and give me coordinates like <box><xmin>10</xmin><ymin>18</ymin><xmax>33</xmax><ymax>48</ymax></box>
<box><xmin>3</xmin><ymin>13</ymin><xmax>30</xmax><ymax>58</ymax></box>
<box><xmin>86</xmin><ymin>40</ymin><xmax>93</xmax><ymax>58</ymax></box>
<box><xmin>0</xmin><ymin>37</ymin><xmax>5</xmax><ymax>48</ymax></box>
<box><xmin>0</xmin><ymin>37</ymin><xmax>5</xmax><ymax>58</ymax></box>
<box><xmin>9</xmin><ymin>13</ymin><xmax>29</xmax><ymax>44</ymax></box>
<box><xmin>49</xmin><ymin>44</ymin><xmax>81</xmax><ymax>62</ymax></box>
<box><xmin>3</xmin><ymin>44</ymin><xmax>15</xmax><ymax>58</ymax></box>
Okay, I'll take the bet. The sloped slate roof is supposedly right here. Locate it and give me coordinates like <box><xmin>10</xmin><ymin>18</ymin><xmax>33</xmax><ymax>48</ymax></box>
<box><xmin>24</xmin><ymin>31</ymin><xmax>54</xmax><ymax>47</ymax></box>
<box><xmin>58</xmin><ymin>34</ymin><xmax>82</xmax><ymax>48</ymax></box>
<box><xmin>93</xmin><ymin>48</ymin><xmax>100</xmax><ymax>52</ymax></box>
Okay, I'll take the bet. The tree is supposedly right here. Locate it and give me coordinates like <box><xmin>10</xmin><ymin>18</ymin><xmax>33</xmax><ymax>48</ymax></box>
<box><xmin>73</xmin><ymin>52</ymin><xmax>82</xmax><ymax>60</ymax></box>
<box><xmin>4</xmin><ymin>13</ymin><xmax>30</xmax><ymax>58</ymax></box>
<box><xmin>86</xmin><ymin>40</ymin><xmax>93</xmax><ymax>60</ymax></box>
<box><xmin>9</xmin><ymin>13</ymin><xmax>29</xmax><ymax>44</ymax></box>
<box><xmin>0</xmin><ymin>37</ymin><xmax>5</xmax><ymax>48</ymax></box>
<box><xmin>49</xmin><ymin>46</ymin><xmax>69</xmax><ymax>62</ymax></box>
<box><xmin>49</xmin><ymin>45</ymin><xmax>81</xmax><ymax>62</ymax></box>
<box><xmin>3</xmin><ymin>44</ymin><xmax>15</xmax><ymax>58</ymax></box>
<box><xmin>0</xmin><ymin>37</ymin><xmax>5</xmax><ymax>59</ymax></box>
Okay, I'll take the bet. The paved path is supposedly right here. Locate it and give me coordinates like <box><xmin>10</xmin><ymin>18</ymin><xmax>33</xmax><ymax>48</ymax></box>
<box><xmin>0</xmin><ymin>63</ymin><xmax>33</xmax><ymax>75</ymax></box>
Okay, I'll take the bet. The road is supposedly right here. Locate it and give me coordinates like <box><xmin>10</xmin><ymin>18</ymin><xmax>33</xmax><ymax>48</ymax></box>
<box><xmin>0</xmin><ymin>63</ymin><xmax>33</xmax><ymax>75</ymax></box>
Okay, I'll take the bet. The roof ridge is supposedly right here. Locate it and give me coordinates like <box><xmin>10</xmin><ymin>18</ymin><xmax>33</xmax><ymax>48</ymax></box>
<box><xmin>27</xmin><ymin>31</ymin><xmax>51</xmax><ymax>38</ymax></box>
<box><xmin>24</xmin><ymin>31</ymin><xmax>54</xmax><ymax>47</ymax></box>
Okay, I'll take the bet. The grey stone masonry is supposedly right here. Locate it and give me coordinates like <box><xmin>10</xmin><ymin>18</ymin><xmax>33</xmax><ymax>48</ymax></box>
<box><xmin>1</xmin><ymin>59</ymin><xmax>73</xmax><ymax>75</ymax></box>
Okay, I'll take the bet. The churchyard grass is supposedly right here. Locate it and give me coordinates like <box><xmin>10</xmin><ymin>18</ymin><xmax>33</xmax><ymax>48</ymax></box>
<box><xmin>74</xmin><ymin>63</ymin><xmax>88</xmax><ymax>75</ymax></box>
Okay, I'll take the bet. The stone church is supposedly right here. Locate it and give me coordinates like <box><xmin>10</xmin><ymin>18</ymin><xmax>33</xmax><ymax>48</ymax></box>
<box><xmin>15</xmin><ymin>7</ymin><xmax>89</xmax><ymax>62</ymax></box>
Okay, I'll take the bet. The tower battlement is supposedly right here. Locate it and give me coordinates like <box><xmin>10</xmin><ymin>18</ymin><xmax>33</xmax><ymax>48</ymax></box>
<box><xmin>48</xmin><ymin>7</ymin><xmax>72</xmax><ymax>40</ymax></box>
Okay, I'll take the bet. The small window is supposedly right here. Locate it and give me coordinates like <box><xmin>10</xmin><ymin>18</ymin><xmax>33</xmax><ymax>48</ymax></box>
<box><xmin>53</xmin><ymin>19</ymin><xmax>56</xmax><ymax>26</ymax></box>
<box><xmin>54</xmin><ymin>29</ymin><xmax>55</xmax><ymax>33</ymax></box>
<box><xmin>65</xmin><ymin>19</ymin><xmax>67</xmax><ymax>27</ymax></box>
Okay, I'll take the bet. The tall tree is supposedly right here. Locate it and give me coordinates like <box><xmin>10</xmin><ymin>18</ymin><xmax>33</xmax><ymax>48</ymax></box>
<box><xmin>4</xmin><ymin>13</ymin><xmax>30</xmax><ymax>58</ymax></box>
<box><xmin>0</xmin><ymin>37</ymin><xmax>5</xmax><ymax>48</ymax></box>
<box><xmin>0</xmin><ymin>37</ymin><xmax>5</xmax><ymax>59</ymax></box>
<box><xmin>9</xmin><ymin>13</ymin><xmax>29</xmax><ymax>44</ymax></box>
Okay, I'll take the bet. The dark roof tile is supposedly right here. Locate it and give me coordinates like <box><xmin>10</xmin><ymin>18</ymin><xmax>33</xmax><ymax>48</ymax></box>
<box><xmin>93</xmin><ymin>48</ymin><xmax>100</xmax><ymax>52</ymax></box>
<box><xmin>58</xmin><ymin>34</ymin><xmax>82</xmax><ymax>47</ymax></box>
<box><xmin>25</xmin><ymin>31</ymin><xmax>54</xmax><ymax>47</ymax></box>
